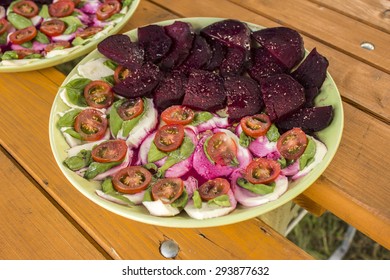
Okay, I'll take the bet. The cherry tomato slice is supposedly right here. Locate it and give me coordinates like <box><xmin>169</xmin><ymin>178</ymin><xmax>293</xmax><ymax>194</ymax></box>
<box><xmin>114</xmin><ymin>65</ymin><xmax>130</xmax><ymax>84</ymax></box>
<box><xmin>151</xmin><ymin>178</ymin><xmax>184</xmax><ymax>204</ymax></box>
<box><xmin>96</xmin><ymin>0</ymin><xmax>121</xmax><ymax>21</ymax></box>
<box><xmin>40</xmin><ymin>19</ymin><xmax>66</xmax><ymax>37</ymax></box>
<box><xmin>113</xmin><ymin>166</ymin><xmax>152</xmax><ymax>194</ymax></box>
<box><xmin>58</xmin><ymin>0</ymin><xmax>81</xmax><ymax>6</ymax></box>
<box><xmin>241</xmin><ymin>113</ymin><xmax>272</xmax><ymax>138</ymax></box>
<box><xmin>198</xmin><ymin>178</ymin><xmax>230</xmax><ymax>201</ymax></box>
<box><xmin>277</xmin><ymin>127</ymin><xmax>308</xmax><ymax>161</ymax></box>
<box><xmin>117</xmin><ymin>98</ymin><xmax>144</xmax><ymax>121</ymax></box>
<box><xmin>9</xmin><ymin>26</ymin><xmax>37</xmax><ymax>45</ymax></box>
<box><xmin>245</xmin><ymin>158</ymin><xmax>281</xmax><ymax>185</ymax></box>
<box><xmin>74</xmin><ymin>109</ymin><xmax>108</xmax><ymax>141</ymax></box>
<box><xmin>49</xmin><ymin>1</ymin><xmax>75</xmax><ymax>18</ymax></box>
<box><xmin>161</xmin><ymin>106</ymin><xmax>195</xmax><ymax>125</ymax></box>
<box><xmin>91</xmin><ymin>139</ymin><xmax>127</xmax><ymax>163</ymax></box>
<box><xmin>12</xmin><ymin>1</ymin><xmax>39</xmax><ymax>18</ymax></box>
<box><xmin>206</xmin><ymin>132</ymin><xmax>238</xmax><ymax>166</ymax></box>
<box><xmin>0</xmin><ymin>18</ymin><xmax>10</xmax><ymax>35</ymax></box>
<box><xmin>44</xmin><ymin>40</ymin><xmax>71</xmax><ymax>53</ymax></box>
<box><xmin>14</xmin><ymin>49</ymin><xmax>38</xmax><ymax>59</ymax></box>
<box><xmin>76</xmin><ymin>26</ymin><xmax>103</xmax><ymax>39</ymax></box>
<box><xmin>84</xmin><ymin>80</ymin><xmax>114</xmax><ymax>109</ymax></box>
<box><xmin>154</xmin><ymin>124</ymin><xmax>185</xmax><ymax>152</ymax></box>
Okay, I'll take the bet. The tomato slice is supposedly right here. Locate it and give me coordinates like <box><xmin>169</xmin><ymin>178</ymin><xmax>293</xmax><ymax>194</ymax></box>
<box><xmin>91</xmin><ymin>139</ymin><xmax>127</xmax><ymax>163</ymax></box>
<box><xmin>114</xmin><ymin>65</ymin><xmax>130</xmax><ymax>84</ymax></box>
<box><xmin>0</xmin><ymin>18</ymin><xmax>10</xmax><ymax>35</ymax></box>
<box><xmin>14</xmin><ymin>49</ymin><xmax>38</xmax><ymax>59</ymax></box>
<box><xmin>76</xmin><ymin>26</ymin><xmax>104</xmax><ymax>39</ymax></box>
<box><xmin>161</xmin><ymin>106</ymin><xmax>195</xmax><ymax>125</ymax></box>
<box><xmin>58</xmin><ymin>0</ymin><xmax>81</xmax><ymax>6</ymax></box>
<box><xmin>245</xmin><ymin>158</ymin><xmax>281</xmax><ymax>185</ymax></box>
<box><xmin>198</xmin><ymin>178</ymin><xmax>230</xmax><ymax>201</ymax></box>
<box><xmin>74</xmin><ymin>109</ymin><xmax>108</xmax><ymax>141</ymax></box>
<box><xmin>96</xmin><ymin>0</ymin><xmax>121</xmax><ymax>21</ymax></box>
<box><xmin>206</xmin><ymin>132</ymin><xmax>238</xmax><ymax>166</ymax></box>
<box><xmin>84</xmin><ymin>80</ymin><xmax>114</xmax><ymax>109</ymax></box>
<box><xmin>154</xmin><ymin>124</ymin><xmax>185</xmax><ymax>152</ymax></box>
<box><xmin>44</xmin><ymin>41</ymin><xmax>71</xmax><ymax>53</ymax></box>
<box><xmin>40</xmin><ymin>19</ymin><xmax>66</xmax><ymax>37</ymax></box>
<box><xmin>49</xmin><ymin>1</ymin><xmax>75</xmax><ymax>18</ymax></box>
<box><xmin>277</xmin><ymin>127</ymin><xmax>308</xmax><ymax>160</ymax></box>
<box><xmin>113</xmin><ymin>166</ymin><xmax>152</xmax><ymax>194</ymax></box>
<box><xmin>241</xmin><ymin>113</ymin><xmax>272</xmax><ymax>138</ymax></box>
<box><xmin>12</xmin><ymin>1</ymin><xmax>39</xmax><ymax>18</ymax></box>
<box><xmin>117</xmin><ymin>98</ymin><xmax>144</xmax><ymax>121</ymax></box>
<box><xmin>9</xmin><ymin>26</ymin><xmax>37</xmax><ymax>45</ymax></box>
<box><xmin>151</xmin><ymin>178</ymin><xmax>184</xmax><ymax>204</ymax></box>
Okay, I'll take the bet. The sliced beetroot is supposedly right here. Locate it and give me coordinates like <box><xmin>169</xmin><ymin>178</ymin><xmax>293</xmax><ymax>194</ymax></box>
<box><xmin>252</xmin><ymin>27</ymin><xmax>304</xmax><ymax>70</ymax></box>
<box><xmin>153</xmin><ymin>70</ymin><xmax>186</xmax><ymax>111</ymax></box>
<box><xmin>160</xmin><ymin>21</ymin><xmax>195</xmax><ymax>70</ymax></box>
<box><xmin>291</xmin><ymin>48</ymin><xmax>329</xmax><ymax>89</ymax></box>
<box><xmin>179</xmin><ymin>35</ymin><xmax>212</xmax><ymax>73</ymax></box>
<box><xmin>224</xmin><ymin>76</ymin><xmax>263</xmax><ymax>120</ymax></box>
<box><xmin>247</xmin><ymin>47</ymin><xmax>288</xmax><ymax>84</ymax></box>
<box><xmin>203</xmin><ymin>39</ymin><xmax>226</xmax><ymax>71</ymax></box>
<box><xmin>220</xmin><ymin>47</ymin><xmax>247</xmax><ymax>77</ymax></box>
<box><xmin>137</xmin><ymin>24</ymin><xmax>172</xmax><ymax>63</ymax></box>
<box><xmin>113</xmin><ymin>62</ymin><xmax>162</xmax><ymax>98</ymax></box>
<box><xmin>182</xmin><ymin>69</ymin><xmax>226</xmax><ymax>111</ymax></box>
<box><xmin>200</xmin><ymin>19</ymin><xmax>251</xmax><ymax>50</ymax></box>
<box><xmin>304</xmin><ymin>87</ymin><xmax>319</xmax><ymax>108</ymax></box>
<box><xmin>261</xmin><ymin>74</ymin><xmax>305</xmax><ymax>122</ymax></box>
<box><xmin>276</xmin><ymin>105</ymin><xmax>334</xmax><ymax>134</ymax></box>
<box><xmin>97</xmin><ymin>34</ymin><xmax>144</xmax><ymax>71</ymax></box>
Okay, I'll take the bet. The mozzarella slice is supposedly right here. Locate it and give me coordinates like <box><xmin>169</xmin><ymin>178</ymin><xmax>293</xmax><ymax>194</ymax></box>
<box><xmin>78</xmin><ymin>57</ymin><xmax>114</xmax><ymax>80</ymax></box>
<box><xmin>142</xmin><ymin>200</ymin><xmax>180</xmax><ymax>217</ymax></box>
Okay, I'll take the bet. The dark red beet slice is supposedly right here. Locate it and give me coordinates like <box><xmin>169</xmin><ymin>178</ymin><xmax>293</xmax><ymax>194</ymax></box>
<box><xmin>224</xmin><ymin>76</ymin><xmax>263</xmax><ymax>120</ymax></box>
<box><xmin>200</xmin><ymin>19</ymin><xmax>251</xmax><ymax>50</ymax></box>
<box><xmin>112</xmin><ymin>62</ymin><xmax>162</xmax><ymax>98</ymax></box>
<box><xmin>304</xmin><ymin>87</ymin><xmax>319</xmax><ymax>108</ymax></box>
<box><xmin>252</xmin><ymin>27</ymin><xmax>304</xmax><ymax>70</ymax></box>
<box><xmin>182</xmin><ymin>69</ymin><xmax>226</xmax><ymax>111</ymax></box>
<box><xmin>160</xmin><ymin>21</ymin><xmax>195</xmax><ymax>70</ymax></box>
<box><xmin>138</xmin><ymin>24</ymin><xmax>172</xmax><ymax>63</ymax></box>
<box><xmin>261</xmin><ymin>74</ymin><xmax>305</xmax><ymax>122</ymax></box>
<box><xmin>291</xmin><ymin>48</ymin><xmax>329</xmax><ymax>89</ymax></box>
<box><xmin>276</xmin><ymin>106</ymin><xmax>333</xmax><ymax>134</ymax></box>
<box><xmin>153</xmin><ymin>71</ymin><xmax>186</xmax><ymax>111</ymax></box>
<box><xmin>220</xmin><ymin>47</ymin><xmax>247</xmax><ymax>77</ymax></box>
<box><xmin>179</xmin><ymin>34</ymin><xmax>212</xmax><ymax>73</ymax></box>
<box><xmin>203</xmin><ymin>38</ymin><xmax>226</xmax><ymax>71</ymax></box>
<box><xmin>247</xmin><ymin>47</ymin><xmax>288</xmax><ymax>84</ymax></box>
<box><xmin>97</xmin><ymin>34</ymin><xmax>144</xmax><ymax>71</ymax></box>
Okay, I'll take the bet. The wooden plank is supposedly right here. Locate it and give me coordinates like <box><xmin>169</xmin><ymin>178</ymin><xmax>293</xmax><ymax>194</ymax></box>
<box><xmin>311</xmin><ymin>0</ymin><xmax>390</xmax><ymax>33</ymax></box>
<box><xmin>151</xmin><ymin>0</ymin><xmax>390</xmax><ymax>124</ymax></box>
<box><xmin>0</xmin><ymin>147</ymin><xmax>107</xmax><ymax>260</ymax></box>
<box><xmin>0</xmin><ymin>2</ymin><xmax>313</xmax><ymax>260</ymax></box>
<box><xmin>229</xmin><ymin>0</ymin><xmax>390</xmax><ymax>73</ymax></box>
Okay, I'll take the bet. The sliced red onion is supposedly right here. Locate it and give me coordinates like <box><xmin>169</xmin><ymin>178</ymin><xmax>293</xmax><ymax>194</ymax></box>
<box><xmin>75</xmin><ymin>8</ymin><xmax>92</xmax><ymax>25</ymax></box>
<box><xmin>184</xmin><ymin>189</ymin><xmax>237</xmax><ymax>220</ymax></box>
<box><xmin>281</xmin><ymin>160</ymin><xmax>299</xmax><ymax>176</ymax></box>
<box><xmin>196</xmin><ymin>114</ymin><xmax>229</xmax><ymax>132</ymax></box>
<box><xmin>183</xmin><ymin>176</ymin><xmax>198</xmax><ymax>199</ymax></box>
<box><xmin>52</xmin><ymin>34</ymin><xmax>76</xmax><ymax>42</ymax></box>
<box><xmin>80</xmin><ymin>0</ymin><xmax>100</xmax><ymax>14</ymax></box>
<box><xmin>249</xmin><ymin>136</ymin><xmax>278</xmax><ymax>158</ymax></box>
<box><xmin>122</xmin><ymin>191</ymin><xmax>146</xmax><ymax>205</ymax></box>
<box><xmin>231</xmin><ymin>171</ymin><xmax>288</xmax><ymax>207</ymax></box>
<box><xmin>165</xmin><ymin>154</ymin><xmax>194</xmax><ymax>178</ymax></box>
<box><xmin>137</xmin><ymin>132</ymin><xmax>156</xmax><ymax>165</ymax></box>
<box><xmin>142</xmin><ymin>200</ymin><xmax>181</xmax><ymax>217</ymax></box>
<box><xmin>31</xmin><ymin>15</ymin><xmax>42</xmax><ymax>26</ymax></box>
<box><xmin>32</xmin><ymin>41</ymin><xmax>47</xmax><ymax>52</ymax></box>
<box><xmin>93</xmin><ymin>148</ymin><xmax>134</xmax><ymax>181</ymax></box>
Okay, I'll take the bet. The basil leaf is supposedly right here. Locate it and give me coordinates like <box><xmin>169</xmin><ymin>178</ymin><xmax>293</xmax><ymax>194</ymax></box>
<box><xmin>159</xmin><ymin>136</ymin><xmax>195</xmax><ymax>174</ymax></box>
<box><xmin>142</xmin><ymin>163</ymin><xmax>158</xmax><ymax>174</ymax></box>
<box><xmin>63</xmin><ymin>149</ymin><xmax>92</xmax><ymax>171</ymax></box>
<box><xmin>299</xmin><ymin>137</ymin><xmax>316</xmax><ymax>170</ymax></box>
<box><xmin>72</xmin><ymin>36</ymin><xmax>85</xmax><ymax>46</ymax></box>
<box><xmin>203</xmin><ymin>136</ymin><xmax>215</xmax><ymax>164</ymax></box>
<box><xmin>39</xmin><ymin>5</ymin><xmax>50</xmax><ymax>18</ymax></box>
<box><xmin>64</xmin><ymin>78</ymin><xmax>91</xmax><ymax>106</ymax></box>
<box><xmin>239</xmin><ymin>131</ymin><xmax>254</xmax><ymax>148</ymax></box>
<box><xmin>21</xmin><ymin>41</ymin><xmax>33</xmax><ymax>49</ymax></box>
<box><xmin>170</xmin><ymin>189</ymin><xmax>188</xmax><ymax>208</ymax></box>
<box><xmin>148</xmin><ymin>141</ymin><xmax>167</xmax><ymax>163</ymax></box>
<box><xmin>101</xmin><ymin>75</ymin><xmax>115</xmax><ymax>86</ymax></box>
<box><xmin>122</xmin><ymin>0</ymin><xmax>133</xmax><ymax>7</ymax></box>
<box><xmin>192</xmin><ymin>190</ymin><xmax>202</xmax><ymax>209</ymax></box>
<box><xmin>102</xmin><ymin>178</ymin><xmax>115</xmax><ymax>193</ymax></box>
<box><xmin>278</xmin><ymin>157</ymin><xmax>287</xmax><ymax>169</ymax></box>
<box><xmin>266</xmin><ymin>124</ymin><xmax>280</xmax><ymax>142</ymax></box>
<box><xmin>57</xmin><ymin>109</ymin><xmax>82</xmax><ymax>127</ymax></box>
<box><xmin>143</xmin><ymin>187</ymin><xmax>153</xmax><ymax>202</ymax></box>
<box><xmin>63</xmin><ymin>128</ymin><xmax>82</xmax><ymax>140</ymax></box>
<box><xmin>60</xmin><ymin>16</ymin><xmax>83</xmax><ymax>35</ymax></box>
<box><xmin>7</xmin><ymin>13</ymin><xmax>33</xmax><ymax>29</ymax></box>
<box><xmin>106</xmin><ymin>13</ymin><xmax>124</xmax><ymax>22</ymax></box>
<box><xmin>35</xmin><ymin>31</ymin><xmax>50</xmax><ymax>44</ymax></box>
<box><xmin>101</xmin><ymin>178</ymin><xmax>135</xmax><ymax>206</ymax></box>
<box><xmin>236</xmin><ymin>177</ymin><xmax>275</xmax><ymax>195</ymax></box>
<box><xmin>1</xmin><ymin>51</ymin><xmax>19</xmax><ymax>60</ymax></box>
<box><xmin>190</xmin><ymin>111</ymin><xmax>214</xmax><ymax>126</ymax></box>
<box><xmin>122</xmin><ymin>102</ymin><xmax>146</xmax><ymax>136</ymax></box>
<box><xmin>24</xmin><ymin>53</ymin><xmax>42</xmax><ymax>59</ymax></box>
<box><xmin>84</xmin><ymin>161</ymin><xmax>122</xmax><ymax>180</ymax></box>
<box><xmin>0</xmin><ymin>32</ymin><xmax>7</xmax><ymax>45</ymax></box>
<box><xmin>103</xmin><ymin>59</ymin><xmax>118</xmax><ymax>70</ymax></box>
<box><xmin>208</xmin><ymin>195</ymin><xmax>231</xmax><ymax>207</ymax></box>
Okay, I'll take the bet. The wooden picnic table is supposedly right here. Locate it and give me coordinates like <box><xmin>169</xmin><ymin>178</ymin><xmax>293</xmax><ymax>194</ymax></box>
<box><xmin>0</xmin><ymin>0</ymin><xmax>389</xmax><ymax>259</ymax></box>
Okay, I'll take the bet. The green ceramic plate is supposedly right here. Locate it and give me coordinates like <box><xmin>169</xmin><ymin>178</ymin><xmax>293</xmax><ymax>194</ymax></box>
<box><xmin>49</xmin><ymin>18</ymin><xmax>343</xmax><ymax>228</ymax></box>
<box><xmin>0</xmin><ymin>0</ymin><xmax>140</xmax><ymax>73</ymax></box>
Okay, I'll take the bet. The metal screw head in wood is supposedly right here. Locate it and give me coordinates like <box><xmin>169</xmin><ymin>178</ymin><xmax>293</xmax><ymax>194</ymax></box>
<box><xmin>160</xmin><ymin>240</ymin><xmax>179</xmax><ymax>258</ymax></box>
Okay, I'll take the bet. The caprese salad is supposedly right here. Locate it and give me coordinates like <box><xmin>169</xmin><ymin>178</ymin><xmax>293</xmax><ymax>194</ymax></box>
<box><xmin>55</xmin><ymin>19</ymin><xmax>334</xmax><ymax>220</ymax></box>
